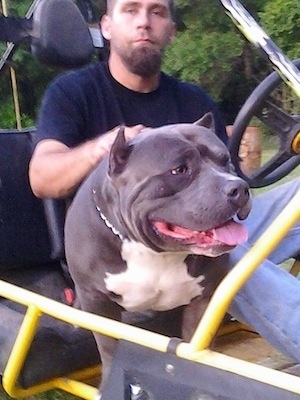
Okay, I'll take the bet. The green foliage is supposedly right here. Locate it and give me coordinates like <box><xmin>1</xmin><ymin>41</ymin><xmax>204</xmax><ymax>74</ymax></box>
<box><xmin>164</xmin><ymin>0</ymin><xmax>244</xmax><ymax>100</ymax></box>
<box><xmin>0</xmin><ymin>98</ymin><xmax>34</xmax><ymax>128</ymax></box>
<box><xmin>165</xmin><ymin>0</ymin><xmax>300</xmax><ymax>122</ymax></box>
<box><xmin>259</xmin><ymin>0</ymin><xmax>300</xmax><ymax>60</ymax></box>
<box><xmin>1</xmin><ymin>44</ymin><xmax>58</xmax><ymax>126</ymax></box>
<box><xmin>1</xmin><ymin>0</ymin><xmax>32</xmax><ymax>16</ymax></box>
<box><xmin>164</xmin><ymin>30</ymin><xmax>242</xmax><ymax>100</ymax></box>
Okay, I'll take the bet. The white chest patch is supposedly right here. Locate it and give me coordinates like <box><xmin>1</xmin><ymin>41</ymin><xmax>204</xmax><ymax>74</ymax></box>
<box><xmin>104</xmin><ymin>240</ymin><xmax>205</xmax><ymax>312</ymax></box>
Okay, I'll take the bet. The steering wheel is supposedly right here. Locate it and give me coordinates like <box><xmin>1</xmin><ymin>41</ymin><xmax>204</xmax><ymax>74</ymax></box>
<box><xmin>229</xmin><ymin>58</ymin><xmax>300</xmax><ymax>188</ymax></box>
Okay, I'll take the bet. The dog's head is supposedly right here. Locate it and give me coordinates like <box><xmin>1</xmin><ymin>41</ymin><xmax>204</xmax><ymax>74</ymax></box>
<box><xmin>100</xmin><ymin>113</ymin><xmax>251</xmax><ymax>257</ymax></box>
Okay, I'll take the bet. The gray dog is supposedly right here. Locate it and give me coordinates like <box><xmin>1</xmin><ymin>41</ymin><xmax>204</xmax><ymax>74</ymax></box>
<box><xmin>65</xmin><ymin>113</ymin><xmax>251</xmax><ymax>390</ymax></box>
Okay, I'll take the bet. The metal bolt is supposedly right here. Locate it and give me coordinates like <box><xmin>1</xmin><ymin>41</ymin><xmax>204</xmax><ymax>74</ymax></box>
<box><xmin>165</xmin><ymin>363</ymin><xmax>175</xmax><ymax>375</ymax></box>
<box><xmin>130</xmin><ymin>383</ymin><xmax>149</xmax><ymax>400</ymax></box>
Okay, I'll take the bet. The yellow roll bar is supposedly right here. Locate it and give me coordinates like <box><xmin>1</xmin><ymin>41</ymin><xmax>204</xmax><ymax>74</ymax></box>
<box><xmin>0</xmin><ymin>190</ymin><xmax>299</xmax><ymax>398</ymax></box>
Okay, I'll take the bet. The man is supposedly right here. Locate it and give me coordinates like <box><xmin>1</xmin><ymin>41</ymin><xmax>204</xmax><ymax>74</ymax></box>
<box><xmin>29</xmin><ymin>0</ymin><xmax>226</xmax><ymax>199</ymax></box>
<box><xmin>29</xmin><ymin>0</ymin><xmax>300</xmax><ymax>363</ymax></box>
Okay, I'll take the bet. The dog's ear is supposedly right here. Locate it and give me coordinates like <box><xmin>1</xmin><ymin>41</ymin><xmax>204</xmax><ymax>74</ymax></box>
<box><xmin>108</xmin><ymin>126</ymin><xmax>132</xmax><ymax>176</ymax></box>
<box><xmin>194</xmin><ymin>112</ymin><xmax>215</xmax><ymax>132</ymax></box>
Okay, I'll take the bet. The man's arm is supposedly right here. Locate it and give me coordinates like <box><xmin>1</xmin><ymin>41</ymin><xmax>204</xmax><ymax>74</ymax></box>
<box><xmin>29</xmin><ymin>125</ymin><xmax>144</xmax><ymax>199</ymax></box>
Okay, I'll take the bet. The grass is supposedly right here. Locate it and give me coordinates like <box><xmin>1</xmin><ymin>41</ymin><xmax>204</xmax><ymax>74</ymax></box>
<box><xmin>0</xmin><ymin>137</ymin><xmax>298</xmax><ymax>400</ymax></box>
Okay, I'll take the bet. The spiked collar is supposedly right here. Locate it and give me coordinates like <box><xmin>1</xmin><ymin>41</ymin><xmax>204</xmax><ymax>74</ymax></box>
<box><xmin>92</xmin><ymin>189</ymin><xmax>125</xmax><ymax>241</ymax></box>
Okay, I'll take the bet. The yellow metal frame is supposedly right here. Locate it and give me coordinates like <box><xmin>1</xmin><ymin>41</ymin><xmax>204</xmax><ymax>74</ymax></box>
<box><xmin>0</xmin><ymin>190</ymin><xmax>299</xmax><ymax>399</ymax></box>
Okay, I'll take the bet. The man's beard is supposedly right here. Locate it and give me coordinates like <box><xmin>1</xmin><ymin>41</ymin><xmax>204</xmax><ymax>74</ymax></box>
<box><xmin>120</xmin><ymin>45</ymin><xmax>163</xmax><ymax>78</ymax></box>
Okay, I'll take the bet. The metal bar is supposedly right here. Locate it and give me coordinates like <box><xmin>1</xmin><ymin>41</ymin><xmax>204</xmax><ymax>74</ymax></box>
<box><xmin>3</xmin><ymin>305</ymin><xmax>42</xmax><ymax>396</ymax></box>
<box><xmin>0</xmin><ymin>280</ymin><xmax>171</xmax><ymax>353</ymax></box>
<box><xmin>178</xmin><ymin>348</ymin><xmax>300</xmax><ymax>395</ymax></box>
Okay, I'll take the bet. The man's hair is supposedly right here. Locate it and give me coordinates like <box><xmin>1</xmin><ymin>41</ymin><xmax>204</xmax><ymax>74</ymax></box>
<box><xmin>105</xmin><ymin>0</ymin><xmax>175</xmax><ymax>20</ymax></box>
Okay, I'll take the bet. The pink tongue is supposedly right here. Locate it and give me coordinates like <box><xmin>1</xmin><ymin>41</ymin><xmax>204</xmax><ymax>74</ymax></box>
<box><xmin>213</xmin><ymin>220</ymin><xmax>248</xmax><ymax>246</ymax></box>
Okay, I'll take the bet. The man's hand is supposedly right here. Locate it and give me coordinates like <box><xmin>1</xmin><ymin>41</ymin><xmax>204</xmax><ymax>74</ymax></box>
<box><xmin>90</xmin><ymin>124</ymin><xmax>145</xmax><ymax>164</ymax></box>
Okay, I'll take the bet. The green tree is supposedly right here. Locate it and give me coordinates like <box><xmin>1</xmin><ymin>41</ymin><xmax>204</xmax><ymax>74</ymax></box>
<box><xmin>164</xmin><ymin>0</ymin><xmax>244</xmax><ymax>99</ymax></box>
<box><xmin>163</xmin><ymin>0</ymin><xmax>277</xmax><ymax>122</ymax></box>
<box><xmin>259</xmin><ymin>0</ymin><xmax>300</xmax><ymax>60</ymax></box>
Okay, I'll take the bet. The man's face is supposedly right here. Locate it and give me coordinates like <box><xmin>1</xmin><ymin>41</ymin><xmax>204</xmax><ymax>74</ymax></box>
<box><xmin>101</xmin><ymin>0</ymin><xmax>176</xmax><ymax>77</ymax></box>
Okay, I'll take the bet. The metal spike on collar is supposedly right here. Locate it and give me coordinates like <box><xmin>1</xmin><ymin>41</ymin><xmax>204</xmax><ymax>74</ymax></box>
<box><xmin>92</xmin><ymin>189</ymin><xmax>124</xmax><ymax>241</ymax></box>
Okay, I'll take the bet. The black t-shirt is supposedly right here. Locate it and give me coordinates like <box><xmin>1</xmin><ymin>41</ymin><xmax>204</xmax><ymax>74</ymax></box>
<box><xmin>36</xmin><ymin>61</ymin><xmax>227</xmax><ymax>148</ymax></box>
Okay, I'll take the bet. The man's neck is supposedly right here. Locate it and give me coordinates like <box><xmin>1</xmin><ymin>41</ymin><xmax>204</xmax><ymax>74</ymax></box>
<box><xmin>108</xmin><ymin>55</ymin><xmax>160</xmax><ymax>93</ymax></box>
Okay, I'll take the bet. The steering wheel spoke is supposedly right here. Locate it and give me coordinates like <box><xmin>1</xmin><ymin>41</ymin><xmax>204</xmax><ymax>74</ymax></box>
<box><xmin>250</xmin><ymin>150</ymin><xmax>294</xmax><ymax>180</ymax></box>
<box><xmin>259</xmin><ymin>101</ymin><xmax>300</xmax><ymax>145</ymax></box>
<box><xmin>229</xmin><ymin>59</ymin><xmax>300</xmax><ymax>188</ymax></box>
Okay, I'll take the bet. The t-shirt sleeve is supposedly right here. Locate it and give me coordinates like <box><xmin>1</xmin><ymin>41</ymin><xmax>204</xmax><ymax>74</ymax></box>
<box><xmin>35</xmin><ymin>72</ymin><xmax>88</xmax><ymax>149</ymax></box>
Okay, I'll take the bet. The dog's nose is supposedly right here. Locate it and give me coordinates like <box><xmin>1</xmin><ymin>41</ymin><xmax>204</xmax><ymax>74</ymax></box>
<box><xmin>223</xmin><ymin>178</ymin><xmax>250</xmax><ymax>207</ymax></box>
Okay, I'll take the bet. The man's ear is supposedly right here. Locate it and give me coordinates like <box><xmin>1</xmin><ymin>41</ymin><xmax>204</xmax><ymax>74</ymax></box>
<box><xmin>100</xmin><ymin>14</ymin><xmax>112</xmax><ymax>41</ymax></box>
<box><xmin>108</xmin><ymin>127</ymin><xmax>132</xmax><ymax>176</ymax></box>
<box><xmin>194</xmin><ymin>112</ymin><xmax>215</xmax><ymax>132</ymax></box>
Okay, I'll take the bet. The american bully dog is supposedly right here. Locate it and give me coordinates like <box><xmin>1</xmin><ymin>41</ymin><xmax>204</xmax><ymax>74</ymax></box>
<box><xmin>64</xmin><ymin>113</ymin><xmax>251</xmax><ymax>391</ymax></box>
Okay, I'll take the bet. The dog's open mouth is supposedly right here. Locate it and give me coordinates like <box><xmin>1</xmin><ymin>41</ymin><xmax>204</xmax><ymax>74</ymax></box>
<box><xmin>153</xmin><ymin>219</ymin><xmax>248</xmax><ymax>247</ymax></box>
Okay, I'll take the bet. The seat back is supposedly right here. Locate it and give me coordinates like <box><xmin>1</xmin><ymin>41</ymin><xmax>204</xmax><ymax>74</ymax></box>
<box><xmin>0</xmin><ymin>129</ymin><xmax>59</xmax><ymax>271</ymax></box>
<box><xmin>0</xmin><ymin>128</ymin><xmax>65</xmax><ymax>270</ymax></box>
<box><xmin>31</xmin><ymin>0</ymin><xmax>95</xmax><ymax>68</ymax></box>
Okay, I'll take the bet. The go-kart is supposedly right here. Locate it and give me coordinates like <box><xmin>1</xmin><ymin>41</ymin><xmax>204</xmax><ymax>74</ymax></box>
<box><xmin>0</xmin><ymin>0</ymin><xmax>299</xmax><ymax>399</ymax></box>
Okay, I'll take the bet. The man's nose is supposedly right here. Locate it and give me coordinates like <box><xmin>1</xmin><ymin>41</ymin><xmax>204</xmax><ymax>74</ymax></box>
<box><xmin>136</xmin><ymin>9</ymin><xmax>151</xmax><ymax>27</ymax></box>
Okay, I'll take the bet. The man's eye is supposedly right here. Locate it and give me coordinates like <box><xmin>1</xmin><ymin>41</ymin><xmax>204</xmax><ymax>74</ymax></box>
<box><xmin>151</xmin><ymin>8</ymin><xmax>162</xmax><ymax>15</ymax></box>
<box><xmin>151</xmin><ymin>7</ymin><xmax>168</xmax><ymax>17</ymax></box>
<box><xmin>124</xmin><ymin>7</ymin><xmax>136</xmax><ymax>14</ymax></box>
<box><xmin>171</xmin><ymin>165</ymin><xmax>188</xmax><ymax>175</ymax></box>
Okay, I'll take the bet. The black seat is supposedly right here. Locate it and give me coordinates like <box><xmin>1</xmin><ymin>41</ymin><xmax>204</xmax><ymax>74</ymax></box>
<box><xmin>0</xmin><ymin>128</ymin><xmax>100</xmax><ymax>388</ymax></box>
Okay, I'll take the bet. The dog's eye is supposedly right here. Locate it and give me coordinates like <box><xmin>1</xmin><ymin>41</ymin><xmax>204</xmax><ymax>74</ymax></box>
<box><xmin>171</xmin><ymin>164</ymin><xmax>188</xmax><ymax>175</ymax></box>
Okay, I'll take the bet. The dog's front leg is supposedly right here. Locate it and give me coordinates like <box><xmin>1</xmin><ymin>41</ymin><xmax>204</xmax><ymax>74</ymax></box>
<box><xmin>74</xmin><ymin>287</ymin><xmax>122</xmax><ymax>391</ymax></box>
<box><xmin>181</xmin><ymin>295</ymin><xmax>212</xmax><ymax>341</ymax></box>
<box><xmin>94</xmin><ymin>332</ymin><xmax>118</xmax><ymax>391</ymax></box>
<box><xmin>182</xmin><ymin>254</ymin><xmax>230</xmax><ymax>341</ymax></box>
